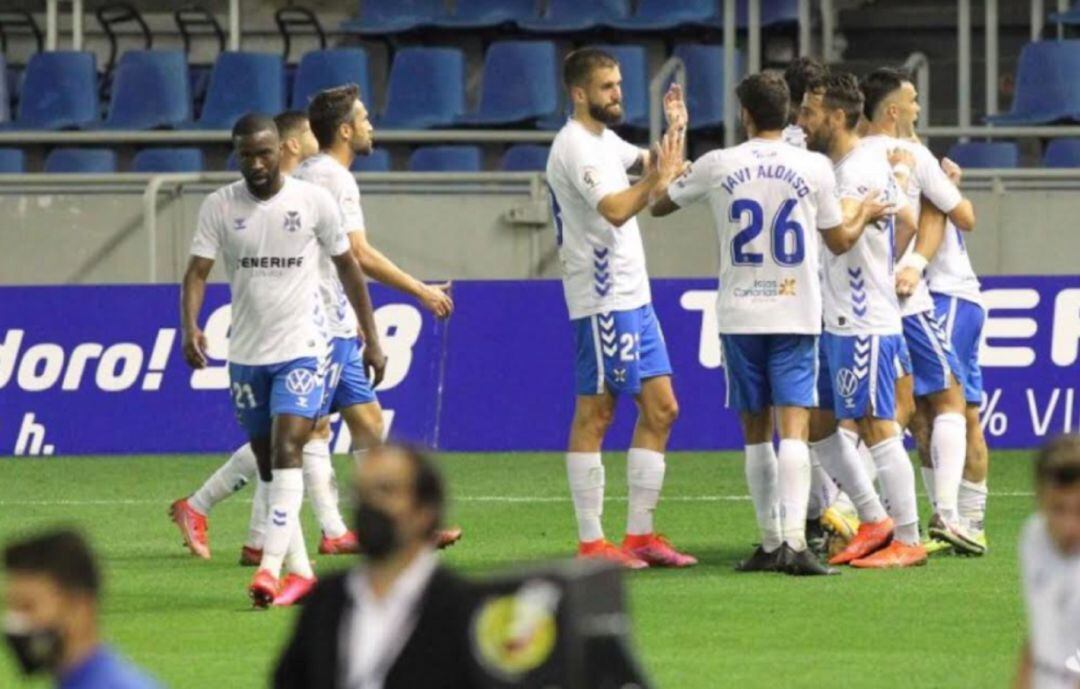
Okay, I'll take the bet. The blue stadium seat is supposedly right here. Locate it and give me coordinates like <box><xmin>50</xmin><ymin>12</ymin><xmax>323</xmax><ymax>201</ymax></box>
<box><xmin>226</xmin><ymin>151</ymin><xmax>239</xmax><ymax>171</ymax></box>
<box><xmin>341</xmin><ymin>0</ymin><xmax>446</xmax><ymax>35</ymax></box>
<box><xmin>105</xmin><ymin>51</ymin><xmax>191</xmax><ymax>129</ymax></box>
<box><xmin>198</xmin><ymin>52</ymin><xmax>285</xmax><ymax>129</ymax></box>
<box><xmin>409</xmin><ymin>146</ymin><xmax>482</xmax><ymax>172</ymax></box>
<box><xmin>501</xmin><ymin>145</ymin><xmax>549</xmax><ymax>171</ymax></box>
<box><xmin>1043</xmin><ymin>139</ymin><xmax>1080</xmax><ymax>167</ymax></box>
<box><xmin>459</xmin><ymin>41</ymin><xmax>559</xmax><ymax>126</ymax></box>
<box><xmin>674</xmin><ymin>44</ymin><xmax>746</xmax><ymax>130</ymax></box>
<box><xmin>987</xmin><ymin>41</ymin><xmax>1080</xmax><ymax>124</ymax></box>
<box><xmin>291</xmin><ymin>49</ymin><xmax>371</xmax><ymax>110</ymax></box>
<box><xmin>44</xmin><ymin>148</ymin><xmax>118</xmax><ymax>174</ymax></box>
<box><xmin>351</xmin><ymin>147</ymin><xmax>392</xmax><ymax>172</ymax></box>
<box><xmin>1050</xmin><ymin>0</ymin><xmax>1080</xmax><ymax>24</ymax></box>
<box><xmin>608</xmin><ymin>0</ymin><xmax>717</xmax><ymax>30</ymax></box>
<box><xmin>0</xmin><ymin>56</ymin><xmax>8</xmax><ymax>123</ymax></box>
<box><xmin>435</xmin><ymin>0</ymin><xmax>537</xmax><ymax>29</ymax></box>
<box><xmin>132</xmin><ymin>148</ymin><xmax>205</xmax><ymax>173</ymax></box>
<box><xmin>597</xmin><ymin>44</ymin><xmax>649</xmax><ymax>128</ymax></box>
<box><xmin>946</xmin><ymin>142</ymin><xmax>1019</xmax><ymax>169</ymax></box>
<box><xmin>519</xmin><ymin>0</ymin><xmax>630</xmax><ymax>32</ymax></box>
<box><xmin>0</xmin><ymin>148</ymin><xmax>25</xmax><ymax>172</ymax></box>
<box><xmin>15</xmin><ymin>51</ymin><xmax>99</xmax><ymax>130</ymax></box>
<box><xmin>380</xmin><ymin>48</ymin><xmax>466</xmax><ymax>129</ymax></box>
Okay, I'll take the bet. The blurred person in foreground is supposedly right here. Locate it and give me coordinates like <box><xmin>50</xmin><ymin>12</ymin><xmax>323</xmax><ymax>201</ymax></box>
<box><xmin>274</xmin><ymin>443</ymin><xmax>478</xmax><ymax>689</ymax></box>
<box><xmin>1015</xmin><ymin>435</ymin><xmax>1080</xmax><ymax>689</ymax></box>
<box><xmin>2</xmin><ymin>529</ymin><xmax>162</xmax><ymax>689</ymax></box>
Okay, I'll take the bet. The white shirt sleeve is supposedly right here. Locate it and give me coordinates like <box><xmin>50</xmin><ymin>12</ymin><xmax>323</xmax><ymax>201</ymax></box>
<box><xmin>312</xmin><ymin>187</ymin><xmax>350</xmax><ymax>257</ymax></box>
<box><xmin>189</xmin><ymin>194</ymin><xmax>222</xmax><ymax>259</ymax></box>
<box><xmin>914</xmin><ymin>145</ymin><xmax>962</xmax><ymax>214</ymax></box>
<box><xmin>564</xmin><ymin>136</ymin><xmax>622</xmax><ymax>210</ymax></box>
<box><xmin>337</xmin><ymin>174</ymin><xmax>367</xmax><ymax>234</ymax></box>
<box><xmin>815</xmin><ymin>161</ymin><xmax>844</xmax><ymax>230</ymax></box>
<box><xmin>611</xmin><ymin>131</ymin><xmax>644</xmax><ymax>170</ymax></box>
<box><xmin>667</xmin><ymin>151</ymin><xmax>719</xmax><ymax>208</ymax></box>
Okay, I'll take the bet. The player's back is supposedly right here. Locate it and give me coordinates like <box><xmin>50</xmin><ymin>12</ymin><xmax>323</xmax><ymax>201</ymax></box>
<box><xmin>686</xmin><ymin>137</ymin><xmax>837</xmax><ymax>335</ymax></box>
<box><xmin>928</xmin><ymin>219</ymin><xmax>982</xmax><ymax>305</ymax></box>
<box><xmin>823</xmin><ymin>142</ymin><xmax>903</xmax><ymax>335</ymax></box>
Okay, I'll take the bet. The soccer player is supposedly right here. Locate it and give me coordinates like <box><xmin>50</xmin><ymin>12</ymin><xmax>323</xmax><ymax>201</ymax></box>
<box><xmin>1015</xmin><ymin>435</ymin><xmax>1080</xmax><ymax>689</ymax></box>
<box><xmin>649</xmin><ymin>71</ymin><xmax>885</xmax><ymax>575</ymax></box>
<box><xmin>859</xmin><ymin>67</ymin><xmax>983</xmax><ymax>555</ymax></box>
<box><xmin>180</xmin><ymin>113</ymin><xmax>386</xmax><ymax>606</ymax></box>
<box><xmin>798</xmin><ymin>72</ymin><xmax>927</xmax><ymax>568</ymax></box>
<box><xmin>275</xmin><ymin>110</ymin><xmax>319</xmax><ymax>174</ymax></box>
<box><xmin>781</xmin><ymin>57</ymin><xmax>827</xmax><ymax>149</ymax></box>
<box><xmin>546</xmin><ymin>48</ymin><xmax>695</xmax><ymax>569</ymax></box>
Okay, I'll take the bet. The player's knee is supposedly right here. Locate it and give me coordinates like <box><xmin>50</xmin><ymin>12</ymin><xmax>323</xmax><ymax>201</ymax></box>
<box><xmin>647</xmin><ymin>397</ymin><xmax>679</xmax><ymax>431</ymax></box>
<box><xmin>272</xmin><ymin>436</ymin><xmax>305</xmax><ymax>468</ymax></box>
<box><xmin>575</xmin><ymin>405</ymin><xmax>615</xmax><ymax>437</ymax></box>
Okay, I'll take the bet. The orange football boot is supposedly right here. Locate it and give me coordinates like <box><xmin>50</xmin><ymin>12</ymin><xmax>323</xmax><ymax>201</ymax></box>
<box><xmin>436</xmin><ymin>527</ymin><xmax>463</xmax><ymax>549</ymax></box>
<box><xmin>273</xmin><ymin>574</ymin><xmax>317</xmax><ymax>607</ymax></box>
<box><xmin>828</xmin><ymin>517</ymin><xmax>894</xmax><ymax>565</ymax></box>
<box><xmin>622</xmin><ymin>533</ymin><xmax>697</xmax><ymax>568</ymax></box>
<box><xmin>577</xmin><ymin>539</ymin><xmax>648</xmax><ymax>570</ymax></box>
<box><xmin>850</xmin><ymin>540</ymin><xmax>928</xmax><ymax>568</ymax></box>
<box><xmin>169</xmin><ymin>498</ymin><xmax>210</xmax><ymax>559</ymax></box>
<box><xmin>249</xmin><ymin>570</ymin><xmax>279</xmax><ymax>608</ymax></box>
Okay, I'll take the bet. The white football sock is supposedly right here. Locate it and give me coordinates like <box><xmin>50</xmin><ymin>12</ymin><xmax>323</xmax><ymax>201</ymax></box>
<box><xmin>777</xmin><ymin>439</ymin><xmax>811</xmax><ymax>551</ymax></box>
<box><xmin>303</xmin><ymin>438</ymin><xmax>348</xmax><ymax>539</ymax></box>
<box><xmin>870</xmin><ymin>436</ymin><xmax>920</xmax><ymax>545</ymax></box>
<box><xmin>811</xmin><ymin>429</ymin><xmax>888</xmax><ymax>523</ymax></box>
<box><xmin>626</xmin><ymin>448</ymin><xmax>665</xmax><ymax>536</ymax></box>
<box><xmin>959</xmin><ymin>479</ymin><xmax>988</xmax><ymax>532</ymax></box>
<box><xmin>246</xmin><ymin>479</ymin><xmax>269</xmax><ymax>550</ymax></box>
<box><xmin>745</xmin><ymin>443</ymin><xmax>781</xmax><ymax>552</ymax></box>
<box><xmin>856</xmin><ymin>437</ymin><xmax>878</xmax><ymax>483</ymax></box>
<box><xmin>930</xmin><ymin>412</ymin><xmax>966</xmax><ymax>524</ymax></box>
<box><xmin>920</xmin><ymin>466</ymin><xmax>938</xmax><ymax>514</ymax></box>
<box><xmin>566</xmin><ymin>452</ymin><xmax>605</xmax><ymax>542</ymax></box>
<box><xmin>808</xmin><ymin>448</ymin><xmax>840</xmax><ymax>519</ymax></box>
<box><xmin>188</xmin><ymin>443</ymin><xmax>257</xmax><ymax>515</ymax></box>
<box><xmin>284</xmin><ymin>515</ymin><xmax>314</xmax><ymax>579</ymax></box>
<box><xmin>260</xmin><ymin>468</ymin><xmax>304</xmax><ymax>578</ymax></box>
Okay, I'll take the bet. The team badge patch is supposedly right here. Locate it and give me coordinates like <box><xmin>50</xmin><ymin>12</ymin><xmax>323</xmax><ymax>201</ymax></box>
<box><xmin>283</xmin><ymin>210</ymin><xmax>301</xmax><ymax>233</ymax></box>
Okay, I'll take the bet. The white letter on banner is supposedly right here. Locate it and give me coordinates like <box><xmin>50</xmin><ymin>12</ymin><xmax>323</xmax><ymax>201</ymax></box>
<box><xmin>62</xmin><ymin>343</ymin><xmax>104</xmax><ymax>390</ymax></box>
<box><xmin>17</xmin><ymin>343</ymin><xmax>64</xmax><ymax>391</ymax></box>
<box><xmin>0</xmin><ymin>329</ymin><xmax>24</xmax><ymax>387</ymax></box>
<box><xmin>1051</xmin><ymin>288</ymin><xmax>1080</xmax><ymax>367</ymax></box>
<box><xmin>679</xmin><ymin>290</ymin><xmax>721</xmax><ymax>369</ymax></box>
<box><xmin>96</xmin><ymin>344</ymin><xmax>144</xmax><ymax>391</ymax></box>
<box><xmin>374</xmin><ymin>305</ymin><xmax>421</xmax><ymax>391</ymax></box>
<box><xmin>191</xmin><ymin>304</ymin><xmax>231</xmax><ymax>391</ymax></box>
<box><xmin>980</xmin><ymin>289</ymin><xmax>1038</xmax><ymax>367</ymax></box>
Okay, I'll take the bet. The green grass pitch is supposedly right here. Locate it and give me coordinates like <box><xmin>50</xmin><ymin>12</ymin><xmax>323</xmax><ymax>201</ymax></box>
<box><xmin>0</xmin><ymin>450</ymin><xmax>1034</xmax><ymax>688</ymax></box>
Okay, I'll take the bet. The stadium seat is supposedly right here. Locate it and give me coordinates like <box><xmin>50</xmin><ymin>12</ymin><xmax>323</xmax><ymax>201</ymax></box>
<box><xmin>501</xmin><ymin>145</ymin><xmax>550</xmax><ymax>171</ymax></box>
<box><xmin>674</xmin><ymin>44</ymin><xmax>746</xmax><ymax>130</ymax></box>
<box><xmin>946</xmin><ymin>142</ymin><xmax>1019</xmax><ymax>168</ymax></box>
<box><xmin>1042</xmin><ymin>139</ymin><xmax>1080</xmax><ymax>167</ymax></box>
<box><xmin>459</xmin><ymin>41</ymin><xmax>559</xmax><ymax>126</ymax></box>
<box><xmin>44</xmin><ymin>148</ymin><xmax>118</xmax><ymax>174</ymax></box>
<box><xmin>131</xmin><ymin>148</ymin><xmax>205</xmax><ymax>173</ymax></box>
<box><xmin>105</xmin><ymin>51</ymin><xmax>191</xmax><ymax>130</ymax></box>
<box><xmin>380</xmin><ymin>48</ymin><xmax>466</xmax><ymax>129</ymax></box>
<box><xmin>340</xmin><ymin>0</ymin><xmax>446</xmax><ymax>35</ymax></box>
<box><xmin>519</xmin><ymin>0</ymin><xmax>630</xmax><ymax>32</ymax></box>
<box><xmin>435</xmin><ymin>0</ymin><xmax>537</xmax><ymax>29</ymax></box>
<box><xmin>986</xmin><ymin>41</ymin><xmax>1080</xmax><ymax>124</ymax></box>
<box><xmin>0</xmin><ymin>56</ymin><xmax>8</xmax><ymax>123</ymax></box>
<box><xmin>352</xmin><ymin>147</ymin><xmax>392</xmax><ymax>172</ymax></box>
<box><xmin>597</xmin><ymin>44</ymin><xmax>649</xmax><ymax>128</ymax></box>
<box><xmin>198</xmin><ymin>52</ymin><xmax>285</xmax><ymax>129</ymax></box>
<box><xmin>291</xmin><ymin>49</ymin><xmax>371</xmax><ymax>110</ymax></box>
<box><xmin>409</xmin><ymin>146</ymin><xmax>482</xmax><ymax>172</ymax></box>
<box><xmin>14</xmin><ymin>51</ymin><xmax>99</xmax><ymax>130</ymax></box>
<box><xmin>1049</xmin><ymin>0</ymin><xmax>1080</xmax><ymax>24</ymax></box>
<box><xmin>225</xmin><ymin>151</ymin><xmax>239</xmax><ymax>171</ymax></box>
<box><xmin>0</xmin><ymin>148</ymin><xmax>25</xmax><ymax>173</ymax></box>
<box><xmin>608</xmin><ymin>0</ymin><xmax>718</xmax><ymax>30</ymax></box>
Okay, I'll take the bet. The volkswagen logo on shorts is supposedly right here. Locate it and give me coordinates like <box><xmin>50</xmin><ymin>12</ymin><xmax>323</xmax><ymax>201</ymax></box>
<box><xmin>835</xmin><ymin>368</ymin><xmax>860</xmax><ymax>399</ymax></box>
<box><xmin>285</xmin><ymin>368</ymin><xmax>316</xmax><ymax>395</ymax></box>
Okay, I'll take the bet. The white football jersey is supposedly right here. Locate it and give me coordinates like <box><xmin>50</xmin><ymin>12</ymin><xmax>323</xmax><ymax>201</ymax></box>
<box><xmin>823</xmin><ymin>142</ymin><xmax>907</xmax><ymax>336</ymax></box>
<box><xmin>667</xmin><ymin>137</ymin><xmax>843</xmax><ymax>335</ymax></box>
<box><xmin>782</xmin><ymin>124</ymin><xmax>807</xmax><ymax>150</ymax></box>
<box><xmin>189</xmin><ymin>177</ymin><xmax>349</xmax><ymax>366</ymax></box>
<box><xmin>292</xmin><ymin>153</ymin><xmax>367</xmax><ymax>340</ymax></box>
<box><xmin>927</xmin><ymin>219</ymin><xmax>983</xmax><ymax>305</ymax></box>
<box><xmin>1019</xmin><ymin>514</ymin><xmax>1080</xmax><ymax>689</ymax></box>
<box><xmin>859</xmin><ymin>135</ymin><xmax>963</xmax><ymax>317</ymax></box>
<box><xmin>546</xmin><ymin>119</ymin><xmax>651</xmax><ymax>320</ymax></box>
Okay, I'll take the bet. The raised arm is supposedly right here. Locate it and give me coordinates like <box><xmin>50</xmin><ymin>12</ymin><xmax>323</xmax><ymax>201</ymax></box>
<box><xmin>180</xmin><ymin>255</ymin><xmax>214</xmax><ymax>370</ymax></box>
<box><xmin>821</xmin><ymin>191</ymin><xmax>892</xmax><ymax>255</ymax></box>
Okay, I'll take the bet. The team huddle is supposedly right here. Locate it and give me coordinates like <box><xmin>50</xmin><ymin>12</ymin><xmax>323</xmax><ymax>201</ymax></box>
<box><xmin>171</xmin><ymin>48</ymin><xmax>991</xmax><ymax>605</ymax></box>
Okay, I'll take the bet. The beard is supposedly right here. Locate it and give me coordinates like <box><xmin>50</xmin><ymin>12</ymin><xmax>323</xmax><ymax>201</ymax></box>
<box><xmin>805</xmin><ymin>127</ymin><xmax>832</xmax><ymax>155</ymax></box>
<box><xmin>589</xmin><ymin>101</ymin><xmax>623</xmax><ymax>126</ymax></box>
<box><xmin>352</xmin><ymin>138</ymin><xmax>373</xmax><ymax>156</ymax></box>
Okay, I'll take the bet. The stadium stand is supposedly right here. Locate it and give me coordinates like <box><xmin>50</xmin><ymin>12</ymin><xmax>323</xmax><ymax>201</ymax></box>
<box><xmin>104</xmin><ymin>51</ymin><xmax>191</xmax><ymax>130</ymax></box>
<box><xmin>408</xmin><ymin>145</ymin><xmax>482</xmax><ymax>172</ymax></box>
<box><xmin>340</xmin><ymin>0</ymin><xmax>446</xmax><ymax>35</ymax></box>
<box><xmin>458</xmin><ymin>41</ymin><xmax>560</xmax><ymax>126</ymax></box>
<box><xmin>500</xmin><ymin>144</ymin><xmax>550</xmax><ymax>171</ymax></box>
<box><xmin>675</xmin><ymin>43</ymin><xmax>746</xmax><ymax>130</ymax></box>
<box><xmin>197</xmin><ymin>52</ymin><xmax>284</xmax><ymax>129</ymax></box>
<box><xmin>433</xmin><ymin>0</ymin><xmax>538</xmax><ymax>29</ymax></box>
<box><xmin>518</xmin><ymin>0</ymin><xmax>631</xmax><ymax>32</ymax></box>
<box><xmin>1042</xmin><ymin>138</ymin><xmax>1080</xmax><ymax>167</ymax></box>
<box><xmin>0</xmin><ymin>55</ymin><xmax>8</xmax><ymax>123</ymax></box>
<box><xmin>131</xmin><ymin>147</ymin><xmax>205</xmax><ymax>173</ymax></box>
<box><xmin>44</xmin><ymin>147</ymin><xmax>118</xmax><ymax>173</ymax></box>
<box><xmin>0</xmin><ymin>147</ymin><xmax>25</xmax><ymax>172</ymax></box>
<box><xmin>290</xmin><ymin>48</ymin><xmax>370</xmax><ymax>110</ymax></box>
<box><xmin>986</xmin><ymin>40</ymin><xmax>1080</xmax><ymax>124</ymax></box>
<box><xmin>946</xmin><ymin>141</ymin><xmax>1021</xmax><ymax>168</ymax></box>
<box><xmin>597</xmin><ymin>44</ymin><xmax>650</xmax><ymax>129</ymax></box>
<box><xmin>379</xmin><ymin>47</ymin><xmax>466</xmax><ymax>129</ymax></box>
<box><xmin>1049</xmin><ymin>0</ymin><xmax>1080</xmax><ymax>24</ymax></box>
<box><xmin>351</xmin><ymin>147</ymin><xmax>392</xmax><ymax>172</ymax></box>
<box><xmin>608</xmin><ymin>0</ymin><xmax>720</xmax><ymax>30</ymax></box>
<box><xmin>12</xmin><ymin>51</ymin><xmax>99</xmax><ymax>130</ymax></box>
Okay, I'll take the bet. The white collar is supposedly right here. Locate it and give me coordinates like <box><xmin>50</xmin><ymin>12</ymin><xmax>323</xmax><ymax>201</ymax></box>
<box><xmin>347</xmin><ymin>548</ymin><xmax>439</xmax><ymax>608</ymax></box>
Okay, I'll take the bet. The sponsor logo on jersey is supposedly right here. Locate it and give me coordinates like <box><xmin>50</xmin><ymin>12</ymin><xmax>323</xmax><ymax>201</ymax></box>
<box><xmin>237</xmin><ymin>256</ymin><xmax>305</xmax><ymax>269</ymax></box>
<box><xmin>284</xmin><ymin>368</ymin><xmax>317</xmax><ymax>396</ymax></box>
<box><xmin>779</xmin><ymin>279</ymin><xmax>797</xmax><ymax>296</ymax></box>
<box><xmin>835</xmin><ymin>367</ymin><xmax>859</xmax><ymax>401</ymax></box>
<box><xmin>733</xmin><ymin>279</ymin><xmax>795</xmax><ymax>298</ymax></box>
<box><xmin>233</xmin><ymin>218</ymin><xmax>247</xmax><ymax>231</ymax></box>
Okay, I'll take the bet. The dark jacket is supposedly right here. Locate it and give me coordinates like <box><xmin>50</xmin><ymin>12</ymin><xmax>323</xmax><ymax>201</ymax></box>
<box><xmin>273</xmin><ymin>566</ymin><xmax>479</xmax><ymax>689</ymax></box>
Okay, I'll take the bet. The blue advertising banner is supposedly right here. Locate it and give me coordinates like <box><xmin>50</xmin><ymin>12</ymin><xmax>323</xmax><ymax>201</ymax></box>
<box><xmin>1</xmin><ymin>277</ymin><xmax>1077</xmax><ymax>455</ymax></box>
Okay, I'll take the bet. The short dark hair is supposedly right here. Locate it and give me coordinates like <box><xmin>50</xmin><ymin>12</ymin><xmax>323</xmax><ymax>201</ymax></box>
<box><xmin>273</xmin><ymin>110</ymin><xmax>308</xmax><ymax>140</ymax></box>
<box><xmin>231</xmin><ymin>112</ymin><xmax>277</xmax><ymax>140</ymax></box>
<box><xmin>810</xmin><ymin>71</ymin><xmax>864</xmax><ymax>131</ymax></box>
<box><xmin>1035</xmin><ymin>435</ymin><xmax>1080</xmax><ymax>488</ymax></box>
<box><xmin>860</xmin><ymin>67</ymin><xmax>910</xmax><ymax>121</ymax></box>
<box><xmin>376</xmin><ymin>442</ymin><xmax>446</xmax><ymax>536</ymax></box>
<box><xmin>4</xmin><ymin>529</ymin><xmax>100</xmax><ymax>596</ymax></box>
<box><xmin>783</xmin><ymin>57</ymin><xmax>828</xmax><ymax>110</ymax></box>
<box><xmin>736</xmin><ymin>71</ymin><xmax>790</xmax><ymax>132</ymax></box>
<box><xmin>563</xmin><ymin>48</ymin><xmax>619</xmax><ymax>89</ymax></box>
<box><xmin>308</xmin><ymin>84</ymin><xmax>360</xmax><ymax>149</ymax></box>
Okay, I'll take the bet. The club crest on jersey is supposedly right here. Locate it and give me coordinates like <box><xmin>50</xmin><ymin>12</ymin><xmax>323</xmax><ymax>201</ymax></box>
<box><xmin>285</xmin><ymin>368</ymin><xmax>316</xmax><ymax>395</ymax></box>
<box><xmin>835</xmin><ymin>367</ymin><xmax>860</xmax><ymax>403</ymax></box>
<box><xmin>284</xmin><ymin>210</ymin><xmax>302</xmax><ymax>233</ymax></box>
<box><xmin>233</xmin><ymin>218</ymin><xmax>247</xmax><ymax>231</ymax></box>
<box><xmin>582</xmin><ymin>167</ymin><xmax>599</xmax><ymax>189</ymax></box>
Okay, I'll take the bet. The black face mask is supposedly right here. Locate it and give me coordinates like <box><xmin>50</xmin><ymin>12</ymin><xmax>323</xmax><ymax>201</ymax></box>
<box><xmin>3</xmin><ymin>615</ymin><xmax>63</xmax><ymax>676</ymax></box>
<box><xmin>355</xmin><ymin>503</ymin><xmax>401</xmax><ymax>562</ymax></box>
